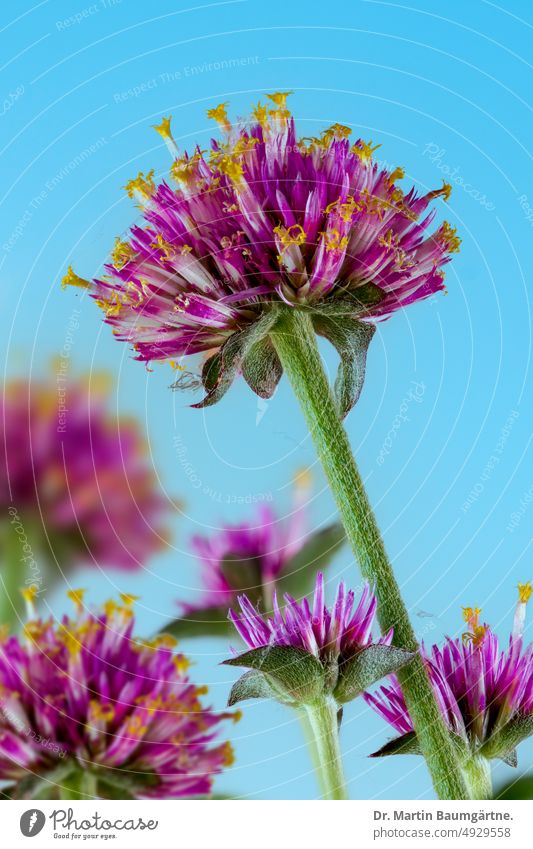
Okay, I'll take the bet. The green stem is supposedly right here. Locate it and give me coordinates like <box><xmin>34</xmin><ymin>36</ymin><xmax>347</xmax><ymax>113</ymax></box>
<box><xmin>462</xmin><ymin>756</ymin><xmax>492</xmax><ymax>800</ymax></box>
<box><xmin>270</xmin><ymin>307</ymin><xmax>469</xmax><ymax>800</ymax></box>
<box><xmin>303</xmin><ymin>696</ymin><xmax>348</xmax><ymax>800</ymax></box>
<box><xmin>297</xmin><ymin>707</ymin><xmax>327</xmax><ymax>798</ymax></box>
<box><xmin>0</xmin><ymin>519</ymin><xmax>27</xmax><ymax>630</ymax></box>
<box><xmin>59</xmin><ymin>768</ymin><xmax>97</xmax><ymax>800</ymax></box>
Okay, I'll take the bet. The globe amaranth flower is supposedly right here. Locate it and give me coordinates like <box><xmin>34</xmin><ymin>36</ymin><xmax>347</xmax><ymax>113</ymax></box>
<box><xmin>224</xmin><ymin>572</ymin><xmax>413</xmax><ymax>709</ymax></box>
<box><xmin>0</xmin><ymin>589</ymin><xmax>237</xmax><ymax>799</ymax></box>
<box><xmin>365</xmin><ymin>582</ymin><xmax>533</xmax><ymax>772</ymax></box>
<box><xmin>0</xmin><ymin>374</ymin><xmax>171</xmax><ymax>573</ymax></box>
<box><xmin>64</xmin><ymin>94</ymin><xmax>460</xmax><ymax>416</ymax></box>
<box><xmin>173</xmin><ymin>471</ymin><xmax>344</xmax><ymax>638</ymax></box>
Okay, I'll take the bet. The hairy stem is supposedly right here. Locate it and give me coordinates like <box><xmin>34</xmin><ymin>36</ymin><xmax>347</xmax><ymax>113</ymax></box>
<box><xmin>303</xmin><ymin>696</ymin><xmax>348</xmax><ymax>800</ymax></box>
<box><xmin>270</xmin><ymin>307</ymin><xmax>469</xmax><ymax>800</ymax></box>
<box><xmin>462</xmin><ymin>756</ymin><xmax>492</xmax><ymax>800</ymax></box>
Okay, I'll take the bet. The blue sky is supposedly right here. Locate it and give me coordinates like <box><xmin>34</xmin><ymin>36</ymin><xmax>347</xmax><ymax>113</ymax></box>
<box><xmin>1</xmin><ymin>0</ymin><xmax>532</xmax><ymax>799</ymax></box>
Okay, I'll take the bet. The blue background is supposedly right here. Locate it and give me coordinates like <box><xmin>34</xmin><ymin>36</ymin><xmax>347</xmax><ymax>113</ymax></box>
<box><xmin>1</xmin><ymin>0</ymin><xmax>532</xmax><ymax>799</ymax></box>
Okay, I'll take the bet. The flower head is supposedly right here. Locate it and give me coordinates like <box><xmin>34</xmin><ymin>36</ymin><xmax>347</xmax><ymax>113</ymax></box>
<box><xmin>225</xmin><ymin>573</ymin><xmax>412</xmax><ymax>707</ymax></box>
<box><xmin>0</xmin><ymin>593</ymin><xmax>236</xmax><ymax>799</ymax></box>
<box><xmin>365</xmin><ymin>584</ymin><xmax>533</xmax><ymax>765</ymax></box>
<box><xmin>0</xmin><ymin>374</ymin><xmax>171</xmax><ymax>571</ymax></box>
<box><xmin>65</xmin><ymin>96</ymin><xmax>459</xmax><ymax>413</ymax></box>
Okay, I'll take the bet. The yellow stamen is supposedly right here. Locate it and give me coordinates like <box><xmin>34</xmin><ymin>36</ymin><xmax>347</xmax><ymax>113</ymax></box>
<box><xmin>150</xmin><ymin>233</ymin><xmax>176</xmax><ymax>262</ymax></box>
<box><xmin>67</xmin><ymin>588</ymin><xmax>86</xmax><ymax>612</ymax></box>
<box><xmin>518</xmin><ymin>581</ymin><xmax>532</xmax><ymax>604</ymax></box>
<box><xmin>273</xmin><ymin>223</ymin><xmax>306</xmax><ymax>250</ymax></box>
<box><xmin>90</xmin><ymin>700</ymin><xmax>115</xmax><ymax>722</ymax></box>
<box><xmin>153</xmin><ymin>116</ymin><xmax>173</xmax><ymax>140</ymax></box>
<box><xmin>252</xmin><ymin>102</ymin><xmax>269</xmax><ymax>126</ymax></box>
<box><xmin>266</xmin><ymin>91</ymin><xmax>292</xmax><ymax>109</ymax></box>
<box><xmin>111</xmin><ymin>238</ymin><xmax>136</xmax><ymax>269</ymax></box>
<box><xmin>320</xmin><ymin>228</ymin><xmax>349</xmax><ymax>252</ymax></box>
<box><xmin>438</xmin><ymin>221</ymin><xmax>461</xmax><ymax>253</ymax></box>
<box><xmin>352</xmin><ymin>139</ymin><xmax>381</xmax><ymax>162</ymax></box>
<box><xmin>61</xmin><ymin>266</ymin><xmax>91</xmax><ymax>290</ymax></box>
<box><xmin>120</xmin><ymin>593</ymin><xmax>140</xmax><ymax>607</ymax></box>
<box><xmin>124</xmin><ymin>170</ymin><xmax>156</xmax><ymax>203</ymax></box>
<box><xmin>207</xmin><ymin>103</ymin><xmax>231</xmax><ymax>132</ymax></box>
<box><xmin>21</xmin><ymin>585</ymin><xmax>39</xmax><ymax>604</ymax></box>
<box><xmin>388</xmin><ymin>166</ymin><xmax>405</xmax><ymax>184</ymax></box>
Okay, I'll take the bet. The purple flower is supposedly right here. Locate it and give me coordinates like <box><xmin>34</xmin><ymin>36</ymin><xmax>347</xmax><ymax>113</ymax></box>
<box><xmin>169</xmin><ymin>474</ymin><xmax>345</xmax><ymax>639</ymax></box>
<box><xmin>231</xmin><ymin>572</ymin><xmax>387</xmax><ymax>660</ymax></box>
<box><xmin>0</xmin><ymin>374</ymin><xmax>171</xmax><ymax>571</ymax></box>
<box><xmin>0</xmin><ymin>590</ymin><xmax>237</xmax><ymax>799</ymax></box>
<box><xmin>365</xmin><ymin>585</ymin><xmax>533</xmax><ymax>765</ymax></box>
<box><xmin>225</xmin><ymin>573</ymin><xmax>412</xmax><ymax>708</ymax></box>
<box><xmin>64</xmin><ymin>95</ymin><xmax>459</xmax><ymax>412</ymax></box>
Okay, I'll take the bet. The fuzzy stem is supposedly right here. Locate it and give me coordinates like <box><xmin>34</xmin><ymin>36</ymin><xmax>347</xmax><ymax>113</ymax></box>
<box><xmin>462</xmin><ymin>756</ymin><xmax>492</xmax><ymax>800</ymax></box>
<box><xmin>303</xmin><ymin>696</ymin><xmax>348</xmax><ymax>800</ymax></box>
<box><xmin>270</xmin><ymin>307</ymin><xmax>469</xmax><ymax>800</ymax></box>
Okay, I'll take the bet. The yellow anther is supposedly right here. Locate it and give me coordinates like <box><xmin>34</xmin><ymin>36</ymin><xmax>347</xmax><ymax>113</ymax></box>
<box><xmin>90</xmin><ymin>700</ymin><xmax>115</xmax><ymax>722</ymax></box>
<box><xmin>153</xmin><ymin>116</ymin><xmax>173</xmax><ymax>140</ymax></box>
<box><xmin>61</xmin><ymin>266</ymin><xmax>91</xmax><ymax>290</ymax></box>
<box><xmin>428</xmin><ymin>181</ymin><xmax>453</xmax><ymax>202</ymax></box>
<box><xmin>221</xmin><ymin>740</ymin><xmax>235</xmax><ymax>766</ymax></box>
<box><xmin>216</xmin><ymin>155</ymin><xmax>244</xmax><ymax>183</ymax></box>
<box><xmin>124</xmin><ymin>170</ymin><xmax>156</xmax><ymax>202</ymax></box>
<box><xmin>173</xmin><ymin>654</ymin><xmax>190</xmax><ymax>674</ymax></box>
<box><xmin>266</xmin><ymin>91</ymin><xmax>292</xmax><ymax>109</ymax></box>
<box><xmin>169</xmin><ymin>360</ymin><xmax>185</xmax><ymax>371</ymax></box>
<box><xmin>111</xmin><ymin>238</ymin><xmax>135</xmax><ymax>270</ymax></box>
<box><xmin>352</xmin><ymin>139</ymin><xmax>381</xmax><ymax>162</ymax></box>
<box><xmin>462</xmin><ymin>606</ymin><xmax>482</xmax><ymax>626</ymax></box>
<box><xmin>150</xmin><ymin>233</ymin><xmax>176</xmax><ymax>262</ymax></box>
<box><xmin>21</xmin><ymin>585</ymin><xmax>39</xmax><ymax>604</ymax></box>
<box><xmin>120</xmin><ymin>593</ymin><xmax>140</xmax><ymax>607</ymax></box>
<box><xmin>388</xmin><ymin>167</ymin><xmax>406</xmax><ymax>184</ymax></box>
<box><xmin>67</xmin><ymin>588</ymin><xmax>86</xmax><ymax>611</ymax></box>
<box><xmin>273</xmin><ymin>223</ymin><xmax>306</xmax><ymax>250</ymax></box>
<box><xmin>324</xmin><ymin>195</ymin><xmax>357</xmax><ymax>222</ymax></box>
<box><xmin>321</xmin><ymin>124</ymin><xmax>352</xmax><ymax>145</ymax></box>
<box><xmin>252</xmin><ymin>102</ymin><xmax>269</xmax><ymax>125</ymax></box>
<box><xmin>207</xmin><ymin>103</ymin><xmax>231</xmax><ymax>132</ymax></box>
<box><xmin>320</xmin><ymin>228</ymin><xmax>349</xmax><ymax>252</ymax></box>
<box><xmin>518</xmin><ymin>581</ymin><xmax>532</xmax><ymax>604</ymax></box>
<box><xmin>127</xmin><ymin>715</ymin><xmax>148</xmax><ymax>737</ymax></box>
<box><xmin>95</xmin><ymin>292</ymin><xmax>124</xmax><ymax>318</ymax></box>
<box><xmin>438</xmin><ymin>221</ymin><xmax>461</xmax><ymax>253</ymax></box>
<box><xmin>58</xmin><ymin>625</ymin><xmax>81</xmax><ymax>657</ymax></box>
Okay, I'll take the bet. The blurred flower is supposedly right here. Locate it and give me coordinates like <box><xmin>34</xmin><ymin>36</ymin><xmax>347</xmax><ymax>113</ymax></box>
<box><xmin>225</xmin><ymin>572</ymin><xmax>412</xmax><ymax>708</ymax></box>
<box><xmin>168</xmin><ymin>472</ymin><xmax>345</xmax><ymax>638</ymax></box>
<box><xmin>0</xmin><ymin>590</ymin><xmax>237</xmax><ymax>799</ymax></box>
<box><xmin>0</xmin><ymin>374</ymin><xmax>171</xmax><ymax>572</ymax></box>
<box><xmin>365</xmin><ymin>583</ymin><xmax>533</xmax><ymax>769</ymax></box>
<box><xmin>64</xmin><ymin>95</ymin><xmax>459</xmax><ymax>411</ymax></box>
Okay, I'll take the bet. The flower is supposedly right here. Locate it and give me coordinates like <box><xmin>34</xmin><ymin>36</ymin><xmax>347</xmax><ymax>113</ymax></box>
<box><xmin>0</xmin><ymin>591</ymin><xmax>237</xmax><ymax>799</ymax></box>
<box><xmin>0</xmin><ymin>373</ymin><xmax>171</xmax><ymax>572</ymax></box>
<box><xmin>64</xmin><ymin>95</ymin><xmax>459</xmax><ymax>412</ymax></box>
<box><xmin>365</xmin><ymin>584</ymin><xmax>533</xmax><ymax>767</ymax></box>
<box><xmin>170</xmin><ymin>472</ymin><xmax>344</xmax><ymax>639</ymax></box>
<box><xmin>224</xmin><ymin>572</ymin><xmax>413</xmax><ymax>708</ymax></box>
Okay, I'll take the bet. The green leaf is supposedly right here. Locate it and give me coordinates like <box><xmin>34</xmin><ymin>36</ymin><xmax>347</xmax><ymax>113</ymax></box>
<box><xmin>223</xmin><ymin>645</ymin><xmax>324</xmax><ymax>704</ymax></box>
<box><xmin>369</xmin><ymin>731</ymin><xmax>422</xmax><ymax>758</ymax></box>
<box><xmin>227</xmin><ymin>669</ymin><xmax>280</xmax><ymax>706</ymax></box>
<box><xmin>163</xmin><ymin>606</ymin><xmax>233</xmax><ymax>639</ymax></box>
<box><xmin>334</xmin><ymin>644</ymin><xmax>415</xmax><ymax>704</ymax></box>
<box><xmin>499</xmin><ymin>749</ymin><xmax>518</xmax><ymax>768</ymax></box>
<box><xmin>480</xmin><ymin>715</ymin><xmax>533</xmax><ymax>762</ymax></box>
<box><xmin>193</xmin><ymin>311</ymin><xmax>277</xmax><ymax>408</ymax></box>
<box><xmin>242</xmin><ymin>336</ymin><xmax>283</xmax><ymax>399</ymax></box>
<box><xmin>219</xmin><ymin>553</ymin><xmax>262</xmax><ymax>601</ymax></box>
<box><xmin>495</xmin><ymin>774</ymin><xmax>533</xmax><ymax>800</ymax></box>
<box><xmin>312</xmin><ymin>312</ymin><xmax>375</xmax><ymax>418</ymax></box>
<box><xmin>275</xmin><ymin>523</ymin><xmax>345</xmax><ymax>601</ymax></box>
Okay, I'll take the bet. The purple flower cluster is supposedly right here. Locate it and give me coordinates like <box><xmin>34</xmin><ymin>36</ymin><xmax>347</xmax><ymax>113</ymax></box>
<box><xmin>0</xmin><ymin>375</ymin><xmax>170</xmax><ymax>571</ymax></box>
<box><xmin>365</xmin><ymin>587</ymin><xmax>533</xmax><ymax>760</ymax></box>
<box><xmin>230</xmin><ymin>572</ymin><xmax>390</xmax><ymax>662</ymax></box>
<box><xmin>0</xmin><ymin>591</ymin><xmax>236</xmax><ymax>799</ymax></box>
<box><xmin>65</xmin><ymin>94</ymin><xmax>459</xmax><ymax>368</ymax></box>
